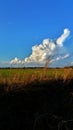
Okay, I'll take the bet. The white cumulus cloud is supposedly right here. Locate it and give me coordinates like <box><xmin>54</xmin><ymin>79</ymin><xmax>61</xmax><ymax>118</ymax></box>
<box><xmin>9</xmin><ymin>28</ymin><xmax>70</xmax><ymax>67</ymax></box>
<box><xmin>56</xmin><ymin>28</ymin><xmax>70</xmax><ymax>46</ymax></box>
<box><xmin>10</xmin><ymin>57</ymin><xmax>22</xmax><ymax>65</ymax></box>
<box><xmin>24</xmin><ymin>39</ymin><xmax>56</xmax><ymax>64</ymax></box>
<box><xmin>24</xmin><ymin>28</ymin><xmax>70</xmax><ymax>65</ymax></box>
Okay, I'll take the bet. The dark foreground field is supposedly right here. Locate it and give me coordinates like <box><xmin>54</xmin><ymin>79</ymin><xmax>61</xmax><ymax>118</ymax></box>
<box><xmin>0</xmin><ymin>78</ymin><xmax>73</xmax><ymax>130</ymax></box>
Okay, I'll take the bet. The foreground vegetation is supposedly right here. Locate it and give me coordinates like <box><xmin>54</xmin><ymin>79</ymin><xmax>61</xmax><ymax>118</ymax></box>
<box><xmin>0</xmin><ymin>67</ymin><xmax>73</xmax><ymax>92</ymax></box>
<box><xmin>0</xmin><ymin>68</ymin><xmax>73</xmax><ymax>129</ymax></box>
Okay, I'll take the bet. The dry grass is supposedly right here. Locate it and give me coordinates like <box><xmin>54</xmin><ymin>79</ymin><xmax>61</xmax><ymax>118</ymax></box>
<box><xmin>62</xmin><ymin>68</ymin><xmax>73</xmax><ymax>82</ymax></box>
<box><xmin>54</xmin><ymin>69</ymin><xmax>62</xmax><ymax>80</ymax></box>
<box><xmin>0</xmin><ymin>68</ymin><xmax>73</xmax><ymax>130</ymax></box>
<box><xmin>0</xmin><ymin>68</ymin><xmax>73</xmax><ymax>92</ymax></box>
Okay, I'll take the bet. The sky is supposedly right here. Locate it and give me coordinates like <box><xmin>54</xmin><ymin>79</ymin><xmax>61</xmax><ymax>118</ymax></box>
<box><xmin>0</xmin><ymin>0</ymin><xmax>73</xmax><ymax>67</ymax></box>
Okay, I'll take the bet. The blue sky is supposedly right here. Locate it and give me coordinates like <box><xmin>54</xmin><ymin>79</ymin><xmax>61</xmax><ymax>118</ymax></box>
<box><xmin>0</xmin><ymin>0</ymin><xmax>73</xmax><ymax>67</ymax></box>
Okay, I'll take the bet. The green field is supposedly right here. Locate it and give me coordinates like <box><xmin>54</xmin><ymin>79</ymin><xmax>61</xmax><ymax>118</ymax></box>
<box><xmin>0</xmin><ymin>67</ymin><xmax>73</xmax><ymax>96</ymax></box>
<box><xmin>0</xmin><ymin>67</ymin><xmax>72</xmax><ymax>93</ymax></box>
<box><xmin>0</xmin><ymin>67</ymin><xmax>72</xmax><ymax>80</ymax></box>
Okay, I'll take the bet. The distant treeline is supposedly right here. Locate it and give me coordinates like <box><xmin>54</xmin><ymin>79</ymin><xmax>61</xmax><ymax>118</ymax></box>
<box><xmin>0</xmin><ymin>66</ymin><xmax>73</xmax><ymax>69</ymax></box>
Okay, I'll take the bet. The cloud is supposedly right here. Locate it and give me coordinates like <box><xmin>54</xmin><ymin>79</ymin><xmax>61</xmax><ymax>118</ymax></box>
<box><xmin>71</xmin><ymin>61</ymin><xmax>73</xmax><ymax>65</ymax></box>
<box><xmin>23</xmin><ymin>28</ymin><xmax>70</xmax><ymax>65</ymax></box>
<box><xmin>56</xmin><ymin>28</ymin><xmax>70</xmax><ymax>46</ymax></box>
<box><xmin>10</xmin><ymin>57</ymin><xmax>22</xmax><ymax>65</ymax></box>
<box><xmin>61</xmin><ymin>53</ymin><xmax>70</xmax><ymax>59</ymax></box>
<box><xmin>50</xmin><ymin>54</ymin><xmax>70</xmax><ymax>63</ymax></box>
<box><xmin>9</xmin><ymin>28</ymin><xmax>70</xmax><ymax>67</ymax></box>
<box><xmin>24</xmin><ymin>39</ymin><xmax>56</xmax><ymax>64</ymax></box>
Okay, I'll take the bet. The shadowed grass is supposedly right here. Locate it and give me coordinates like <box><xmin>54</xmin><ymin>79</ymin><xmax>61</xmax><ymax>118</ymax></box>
<box><xmin>0</xmin><ymin>68</ymin><xmax>73</xmax><ymax>129</ymax></box>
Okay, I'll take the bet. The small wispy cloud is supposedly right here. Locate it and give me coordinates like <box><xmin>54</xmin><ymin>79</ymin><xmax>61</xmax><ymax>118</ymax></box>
<box><xmin>50</xmin><ymin>53</ymin><xmax>70</xmax><ymax>63</ymax></box>
<box><xmin>71</xmin><ymin>61</ymin><xmax>73</xmax><ymax>65</ymax></box>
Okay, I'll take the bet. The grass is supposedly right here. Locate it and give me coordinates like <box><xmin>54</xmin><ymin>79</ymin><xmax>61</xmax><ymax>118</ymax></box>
<box><xmin>0</xmin><ymin>67</ymin><xmax>73</xmax><ymax>129</ymax></box>
<box><xmin>0</xmin><ymin>68</ymin><xmax>73</xmax><ymax>84</ymax></box>
<box><xmin>0</xmin><ymin>67</ymin><xmax>72</xmax><ymax>92</ymax></box>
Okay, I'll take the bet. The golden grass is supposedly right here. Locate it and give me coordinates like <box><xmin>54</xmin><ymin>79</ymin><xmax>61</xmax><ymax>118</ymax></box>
<box><xmin>0</xmin><ymin>68</ymin><xmax>73</xmax><ymax>92</ymax></box>
<box><xmin>62</xmin><ymin>68</ymin><xmax>73</xmax><ymax>82</ymax></box>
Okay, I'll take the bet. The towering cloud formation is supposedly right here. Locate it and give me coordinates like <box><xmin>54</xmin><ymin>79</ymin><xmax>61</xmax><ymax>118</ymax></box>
<box><xmin>10</xmin><ymin>28</ymin><xmax>70</xmax><ymax>67</ymax></box>
<box><xmin>24</xmin><ymin>39</ymin><xmax>56</xmax><ymax>63</ymax></box>
<box><xmin>24</xmin><ymin>28</ymin><xmax>70</xmax><ymax>64</ymax></box>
